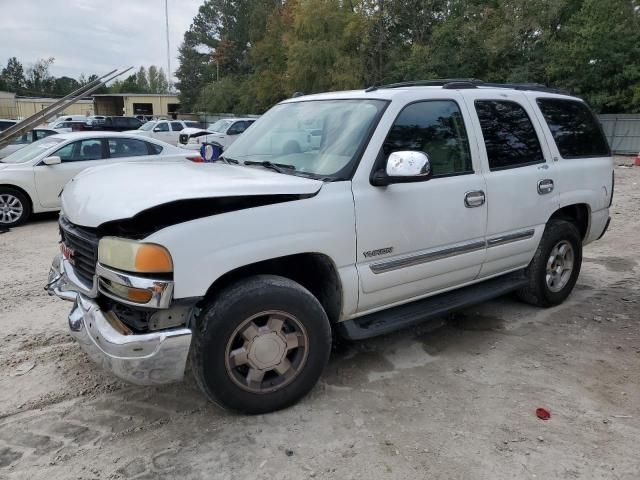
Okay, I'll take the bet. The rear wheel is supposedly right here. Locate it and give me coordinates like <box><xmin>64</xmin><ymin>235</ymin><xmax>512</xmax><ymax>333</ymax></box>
<box><xmin>517</xmin><ymin>219</ymin><xmax>582</xmax><ymax>307</ymax></box>
<box><xmin>191</xmin><ymin>275</ymin><xmax>332</xmax><ymax>414</ymax></box>
<box><xmin>0</xmin><ymin>187</ymin><xmax>31</xmax><ymax>227</ymax></box>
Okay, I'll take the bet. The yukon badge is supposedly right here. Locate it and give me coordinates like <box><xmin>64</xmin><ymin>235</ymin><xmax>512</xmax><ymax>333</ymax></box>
<box><xmin>363</xmin><ymin>247</ymin><xmax>393</xmax><ymax>258</ymax></box>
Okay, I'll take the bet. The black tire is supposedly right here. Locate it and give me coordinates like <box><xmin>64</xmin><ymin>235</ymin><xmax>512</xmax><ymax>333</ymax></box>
<box><xmin>0</xmin><ymin>187</ymin><xmax>31</xmax><ymax>228</ymax></box>
<box><xmin>517</xmin><ymin>219</ymin><xmax>582</xmax><ymax>307</ymax></box>
<box><xmin>191</xmin><ymin>275</ymin><xmax>332</xmax><ymax>414</ymax></box>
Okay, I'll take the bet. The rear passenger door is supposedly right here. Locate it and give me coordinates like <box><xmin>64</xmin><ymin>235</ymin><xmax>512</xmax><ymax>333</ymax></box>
<box><xmin>462</xmin><ymin>91</ymin><xmax>559</xmax><ymax>278</ymax></box>
<box><xmin>169</xmin><ymin>122</ymin><xmax>186</xmax><ymax>144</ymax></box>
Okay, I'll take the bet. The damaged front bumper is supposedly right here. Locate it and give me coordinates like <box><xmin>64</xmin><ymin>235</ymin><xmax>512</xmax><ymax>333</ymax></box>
<box><xmin>46</xmin><ymin>254</ymin><xmax>192</xmax><ymax>385</ymax></box>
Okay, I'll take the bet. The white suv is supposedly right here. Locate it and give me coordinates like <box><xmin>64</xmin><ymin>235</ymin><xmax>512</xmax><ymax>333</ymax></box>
<box><xmin>47</xmin><ymin>80</ymin><xmax>613</xmax><ymax>414</ymax></box>
<box><xmin>127</xmin><ymin>119</ymin><xmax>202</xmax><ymax>145</ymax></box>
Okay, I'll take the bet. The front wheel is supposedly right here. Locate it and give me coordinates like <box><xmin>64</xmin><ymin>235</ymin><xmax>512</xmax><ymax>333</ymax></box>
<box><xmin>0</xmin><ymin>187</ymin><xmax>31</xmax><ymax>228</ymax></box>
<box><xmin>517</xmin><ymin>219</ymin><xmax>582</xmax><ymax>307</ymax></box>
<box><xmin>191</xmin><ymin>275</ymin><xmax>332</xmax><ymax>414</ymax></box>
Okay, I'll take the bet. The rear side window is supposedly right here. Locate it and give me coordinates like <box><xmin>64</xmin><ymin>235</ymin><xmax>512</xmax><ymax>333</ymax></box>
<box><xmin>108</xmin><ymin>138</ymin><xmax>150</xmax><ymax>158</ymax></box>
<box><xmin>147</xmin><ymin>142</ymin><xmax>163</xmax><ymax>154</ymax></box>
<box><xmin>475</xmin><ymin>100</ymin><xmax>544</xmax><ymax>170</ymax></box>
<box><xmin>536</xmin><ymin>99</ymin><xmax>610</xmax><ymax>158</ymax></box>
<box><xmin>170</xmin><ymin>122</ymin><xmax>184</xmax><ymax>131</ymax></box>
<box><xmin>383</xmin><ymin>100</ymin><xmax>473</xmax><ymax>177</ymax></box>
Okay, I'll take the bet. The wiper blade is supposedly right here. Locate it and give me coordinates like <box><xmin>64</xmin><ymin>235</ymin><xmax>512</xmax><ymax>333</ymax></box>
<box><xmin>220</xmin><ymin>155</ymin><xmax>239</xmax><ymax>164</ymax></box>
<box><xmin>244</xmin><ymin>160</ymin><xmax>296</xmax><ymax>173</ymax></box>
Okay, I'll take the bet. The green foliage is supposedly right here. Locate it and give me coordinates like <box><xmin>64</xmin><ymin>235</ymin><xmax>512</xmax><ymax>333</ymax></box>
<box><xmin>545</xmin><ymin>0</ymin><xmax>640</xmax><ymax>113</ymax></box>
<box><xmin>1</xmin><ymin>57</ymin><xmax>25</xmax><ymax>91</ymax></box>
<box><xmin>176</xmin><ymin>0</ymin><xmax>640</xmax><ymax>114</ymax></box>
<box><xmin>25</xmin><ymin>57</ymin><xmax>55</xmax><ymax>94</ymax></box>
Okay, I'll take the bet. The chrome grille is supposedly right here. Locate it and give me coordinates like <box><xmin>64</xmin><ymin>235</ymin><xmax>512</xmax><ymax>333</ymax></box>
<box><xmin>59</xmin><ymin>216</ymin><xmax>100</xmax><ymax>286</ymax></box>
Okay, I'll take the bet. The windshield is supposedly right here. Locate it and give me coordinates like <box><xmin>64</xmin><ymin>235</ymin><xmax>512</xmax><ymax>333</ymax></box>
<box><xmin>208</xmin><ymin>120</ymin><xmax>233</xmax><ymax>133</ymax></box>
<box><xmin>140</xmin><ymin>121</ymin><xmax>157</xmax><ymax>131</ymax></box>
<box><xmin>1</xmin><ymin>137</ymin><xmax>63</xmax><ymax>163</ymax></box>
<box><xmin>223</xmin><ymin>99</ymin><xmax>387</xmax><ymax>180</ymax></box>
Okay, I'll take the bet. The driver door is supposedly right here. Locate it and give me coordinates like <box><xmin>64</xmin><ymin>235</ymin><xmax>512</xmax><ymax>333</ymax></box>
<box><xmin>352</xmin><ymin>98</ymin><xmax>488</xmax><ymax>312</ymax></box>
<box><xmin>33</xmin><ymin>138</ymin><xmax>106</xmax><ymax>208</ymax></box>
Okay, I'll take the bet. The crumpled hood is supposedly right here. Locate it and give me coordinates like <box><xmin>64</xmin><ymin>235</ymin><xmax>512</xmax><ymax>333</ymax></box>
<box><xmin>61</xmin><ymin>161</ymin><xmax>323</xmax><ymax>228</ymax></box>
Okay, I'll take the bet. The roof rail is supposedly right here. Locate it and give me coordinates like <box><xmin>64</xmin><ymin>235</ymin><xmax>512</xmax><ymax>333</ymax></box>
<box><xmin>365</xmin><ymin>79</ymin><xmax>482</xmax><ymax>92</ymax></box>
<box><xmin>364</xmin><ymin>79</ymin><xmax>569</xmax><ymax>95</ymax></box>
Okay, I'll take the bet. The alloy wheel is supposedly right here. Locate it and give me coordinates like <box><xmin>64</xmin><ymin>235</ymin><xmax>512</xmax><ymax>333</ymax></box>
<box><xmin>0</xmin><ymin>194</ymin><xmax>23</xmax><ymax>224</ymax></box>
<box><xmin>546</xmin><ymin>240</ymin><xmax>574</xmax><ymax>292</ymax></box>
<box><xmin>225</xmin><ymin>310</ymin><xmax>309</xmax><ymax>394</ymax></box>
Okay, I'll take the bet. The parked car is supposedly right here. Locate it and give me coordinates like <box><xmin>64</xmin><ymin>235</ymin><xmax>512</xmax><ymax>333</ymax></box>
<box><xmin>178</xmin><ymin>118</ymin><xmax>256</xmax><ymax>150</ymax></box>
<box><xmin>46</xmin><ymin>81</ymin><xmax>613</xmax><ymax>414</ymax></box>
<box><xmin>48</xmin><ymin>115</ymin><xmax>89</xmax><ymax>126</ymax></box>
<box><xmin>100</xmin><ymin>116</ymin><xmax>143</xmax><ymax>132</ymax></box>
<box><xmin>86</xmin><ymin>115</ymin><xmax>107</xmax><ymax>128</ymax></box>
<box><xmin>0</xmin><ymin>132</ymin><xmax>199</xmax><ymax>226</ymax></box>
<box><xmin>0</xmin><ymin>128</ymin><xmax>60</xmax><ymax>159</ymax></box>
<box><xmin>49</xmin><ymin>120</ymin><xmax>90</xmax><ymax>132</ymax></box>
<box><xmin>0</xmin><ymin>119</ymin><xmax>17</xmax><ymax>131</ymax></box>
<box><xmin>128</xmin><ymin>119</ymin><xmax>202</xmax><ymax>145</ymax></box>
<box><xmin>135</xmin><ymin>115</ymin><xmax>155</xmax><ymax>123</ymax></box>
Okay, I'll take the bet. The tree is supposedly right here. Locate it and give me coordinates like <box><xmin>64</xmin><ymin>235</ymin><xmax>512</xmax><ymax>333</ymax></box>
<box><xmin>1</xmin><ymin>57</ymin><xmax>25</xmax><ymax>92</ymax></box>
<box><xmin>136</xmin><ymin>67</ymin><xmax>149</xmax><ymax>92</ymax></box>
<box><xmin>148</xmin><ymin>65</ymin><xmax>169</xmax><ymax>93</ymax></box>
<box><xmin>25</xmin><ymin>57</ymin><xmax>55</xmax><ymax>94</ymax></box>
<box><xmin>546</xmin><ymin>0</ymin><xmax>640</xmax><ymax>112</ymax></box>
<box><xmin>52</xmin><ymin>76</ymin><xmax>80</xmax><ymax>95</ymax></box>
<box><xmin>176</xmin><ymin>0</ymin><xmax>640</xmax><ymax>114</ymax></box>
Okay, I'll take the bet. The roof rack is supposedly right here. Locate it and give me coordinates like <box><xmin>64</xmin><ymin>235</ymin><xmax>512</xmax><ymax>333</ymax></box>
<box><xmin>364</xmin><ymin>79</ymin><xmax>569</xmax><ymax>95</ymax></box>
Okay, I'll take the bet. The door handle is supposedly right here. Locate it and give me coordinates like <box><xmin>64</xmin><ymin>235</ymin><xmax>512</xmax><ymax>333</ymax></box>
<box><xmin>538</xmin><ymin>179</ymin><xmax>554</xmax><ymax>195</ymax></box>
<box><xmin>464</xmin><ymin>190</ymin><xmax>485</xmax><ymax>208</ymax></box>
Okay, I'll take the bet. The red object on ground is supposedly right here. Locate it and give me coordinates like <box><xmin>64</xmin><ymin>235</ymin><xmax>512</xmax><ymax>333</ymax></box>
<box><xmin>536</xmin><ymin>408</ymin><xmax>551</xmax><ymax>420</ymax></box>
<box><xmin>634</xmin><ymin>153</ymin><xmax>640</xmax><ymax>167</ymax></box>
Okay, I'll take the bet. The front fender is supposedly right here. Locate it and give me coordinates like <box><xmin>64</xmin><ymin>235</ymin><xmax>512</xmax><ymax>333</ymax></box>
<box><xmin>145</xmin><ymin>182</ymin><xmax>359</xmax><ymax>315</ymax></box>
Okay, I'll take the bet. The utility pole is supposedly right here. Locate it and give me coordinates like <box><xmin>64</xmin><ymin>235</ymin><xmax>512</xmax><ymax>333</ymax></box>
<box><xmin>165</xmin><ymin>0</ymin><xmax>172</xmax><ymax>92</ymax></box>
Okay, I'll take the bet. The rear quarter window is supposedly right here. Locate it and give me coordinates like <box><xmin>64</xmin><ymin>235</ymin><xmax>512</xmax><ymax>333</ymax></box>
<box><xmin>536</xmin><ymin>98</ymin><xmax>610</xmax><ymax>158</ymax></box>
<box><xmin>147</xmin><ymin>142</ymin><xmax>163</xmax><ymax>154</ymax></box>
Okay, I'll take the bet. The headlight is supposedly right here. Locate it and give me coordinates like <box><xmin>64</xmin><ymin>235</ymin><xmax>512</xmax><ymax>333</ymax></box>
<box><xmin>98</xmin><ymin>237</ymin><xmax>173</xmax><ymax>273</ymax></box>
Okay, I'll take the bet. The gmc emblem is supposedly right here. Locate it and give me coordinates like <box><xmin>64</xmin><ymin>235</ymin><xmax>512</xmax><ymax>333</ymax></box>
<box><xmin>60</xmin><ymin>242</ymin><xmax>75</xmax><ymax>265</ymax></box>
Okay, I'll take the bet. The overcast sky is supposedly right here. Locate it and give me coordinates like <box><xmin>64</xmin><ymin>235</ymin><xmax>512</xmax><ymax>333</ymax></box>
<box><xmin>0</xmin><ymin>0</ymin><xmax>202</xmax><ymax>84</ymax></box>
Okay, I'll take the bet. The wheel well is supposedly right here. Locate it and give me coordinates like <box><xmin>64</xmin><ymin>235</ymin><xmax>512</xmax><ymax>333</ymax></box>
<box><xmin>203</xmin><ymin>253</ymin><xmax>343</xmax><ymax>323</ymax></box>
<box><xmin>0</xmin><ymin>184</ymin><xmax>33</xmax><ymax>212</ymax></box>
<box><xmin>549</xmin><ymin>204</ymin><xmax>590</xmax><ymax>239</ymax></box>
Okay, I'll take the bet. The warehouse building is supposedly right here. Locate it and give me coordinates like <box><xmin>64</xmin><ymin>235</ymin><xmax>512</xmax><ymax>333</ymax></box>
<box><xmin>0</xmin><ymin>90</ymin><xmax>94</xmax><ymax>119</ymax></box>
<box><xmin>92</xmin><ymin>93</ymin><xmax>180</xmax><ymax>117</ymax></box>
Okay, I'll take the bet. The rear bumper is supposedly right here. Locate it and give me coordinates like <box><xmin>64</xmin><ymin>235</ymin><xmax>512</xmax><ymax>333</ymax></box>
<box><xmin>46</xmin><ymin>254</ymin><xmax>192</xmax><ymax>385</ymax></box>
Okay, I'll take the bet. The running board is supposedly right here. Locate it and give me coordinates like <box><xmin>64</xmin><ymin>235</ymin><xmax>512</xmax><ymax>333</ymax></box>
<box><xmin>337</xmin><ymin>271</ymin><xmax>528</xmax><ymax>340</ymax></box>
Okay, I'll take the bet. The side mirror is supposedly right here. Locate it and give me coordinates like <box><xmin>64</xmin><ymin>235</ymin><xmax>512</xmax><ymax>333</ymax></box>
<box><xmin>371</xmin><ymin>151</ymin><xmax>431</xmax><ymax>186</ymax></box>
<box><xmin>153</xmin><ymin>127</ymin><xmax>162</xmax><ymax>132</ymax></box>
<box><xmin>42</xmin><ymin>156</ymin><xmax>62</xmax><ymax>166</ymax></box>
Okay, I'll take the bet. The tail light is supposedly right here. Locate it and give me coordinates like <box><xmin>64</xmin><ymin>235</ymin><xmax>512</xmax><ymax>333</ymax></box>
<box><xmin>187</xmin><ymin>155</ymin><xmax>204</xmax><ymax>162</ymax></box>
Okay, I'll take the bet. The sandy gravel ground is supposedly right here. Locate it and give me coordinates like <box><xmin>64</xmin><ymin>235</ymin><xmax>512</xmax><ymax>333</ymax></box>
<box><xmin>0</xmin><ymin>165</ymin><xmax>638</xmax><ymax>480</ymax></box>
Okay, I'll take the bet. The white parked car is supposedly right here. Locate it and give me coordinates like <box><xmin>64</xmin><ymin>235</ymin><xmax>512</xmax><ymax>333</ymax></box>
<box><xmin>47</xmin><ymin>81</ymin><xmax>613</xmax><ymax>414</ymax></box>
<box><xmin>126</xmin><ymin>119</ymin><xmax>202</xmax><ymax>145</ymax></box>
<box><xmin>0</xmin><ymin>132</ymin><xmax>198</xmax><ymax>226</ymax></box>
<box><xmin>177</xmin><ymin>118</ymin><xmax>256</xmax><ymax>150</ymax></box>
<box><xmin>0</xmin><ymin>128</ymin><xmax>60</xmax><ymax>159</ymax></box>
